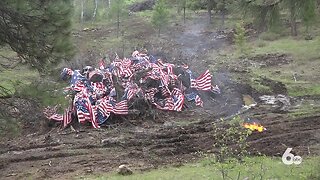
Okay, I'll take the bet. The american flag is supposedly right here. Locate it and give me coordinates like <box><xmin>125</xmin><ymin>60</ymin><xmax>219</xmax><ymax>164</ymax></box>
<box><xmin>74</xmin><ymin>92</ymin><xmax>100</xmax><ymax>128</ymax></box>
<box><xmin>63</xmin><ymin>105</ymin><xmax>73</xmax><ymax>127</ymax></box>
<box><xmin>47</xmin><ymin>114</ymin><xmax>63</xmax><ymax>122</ymax></box>
<box><xmin>70</xmin><ymin>70</ymin><xmax>85</xmax><ymax>86</ymax></box>
<box><xmin>172</xmin><ymin>88</ymin><xmax>184</xmax><ymax>111</ymax></box>
<box><xmin>122</xmin><ymin>58</ymin><xmax>132</xmax><ymax>68</ymax></box>
<box><xmin>124</xmin><ymin>83</ymin><xmax>139</xmax><ymax>101</ymax></box>
<box><xmin>98</xmin><ymin>98</ymin><xmax>114</xmax><ymax>113</ymax></box>
<box><xmin>97</xmin><ymin>97</ymin><xmax>128</xmax><ymax>115</ymax></box>
<box><xmin>166</xmin><ymin>63</ymin><xmax>174</xmax><ymax>75</ymax></box>
<box><xmin>145</xmin><ymin>88</ymin><xmax>158</xmax><ymax>103</ymax></box>
<box><xmin>113</xmin><ymin>100</ymin><xmax>128</xmax><ymax>115</ymax></box>
<box><xmin>60</xmin><ymin>68</ymin><xmax>74</xmax><ymax>81</ymax></box>
<box><xmin>75</xmin><ymin>98</ymin><xmax>91</xmax><ymax>124</ymax></box>
<box><xmin>161</xmin><ymin>86</ymin><xmax>171</xmax><ymax>97</ymax></box>
<box><xmin>99</xmin><ymin>58</ymin><xmax>106</xmax><ymax>70</ymax></box>
<box><xmin>97</xmin><ymin>109</ymin><xmax>110</xmax><ymax>124</ymax></box>
<box><xmin>111</xmin><ymin>59</ymin><xmax>133</xmax><ymax>79</ymax></box>
<box><xmin>86</xmin><ymin>97</ymin><xmax>100</xmax><ymax>128</ymax></box>
<box><xmin>155</xmin><ymin>96</ymin><xmax>174</xmax><ymax>110</ymax></box>
<box><xmin>73</xmin><ymin>81</ymin><xmax>85</xmax><ymax>92</ymax></box>
<box><xmin>92</xmin><ymin>82</ymin><xmax>106</xmax><ymax>96</ymax></box>
<box><xmin>165</xmin><ymin>97</ymin><xmax>175</xmax><ymax>110</ymax></box>
<box><xmin>184</xmin><ymin>91</ymin><xmax>197</xmax><ymax>101</ymax></box>
<box><xmin>211</xmin><ymin>84</ymin><xmax>221</xmax><ymax>94</ymax></box>
<box><xmin>132</xmin><ymin>50</ymin><xmax>139</xmax><ymax>57</ymax></box>
<box><xmin>195</xmin><ymin>95</ymin><xmax>204</xmax><ymax>107</ymax></box>
<box><xmin>190</xmin><ymin>70</ymin><xmax>212</xmax><ymax>91</ymax></box>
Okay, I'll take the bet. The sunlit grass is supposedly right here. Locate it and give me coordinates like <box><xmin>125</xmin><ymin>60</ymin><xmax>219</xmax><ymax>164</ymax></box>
<box><xmin>252</xmin><ymin>37</ymin><xmax>320</xmax><ymax>61</ymax></box>
<box><xmin>84</xmin><ymin>156</ymin><xmax>320</xmax><ymax>180</ymax></box>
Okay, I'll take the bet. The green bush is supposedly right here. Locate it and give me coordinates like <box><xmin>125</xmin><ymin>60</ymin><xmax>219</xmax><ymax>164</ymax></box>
<box><xmin>14</xmin><ymin>79</ymin><xmax>69</xmax><ymax>109</ymax></box>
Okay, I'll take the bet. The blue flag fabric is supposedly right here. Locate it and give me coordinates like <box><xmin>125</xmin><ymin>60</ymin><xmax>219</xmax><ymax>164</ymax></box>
<box><xmin>70</xmin><ymin>70</ymin><xmax>85</xmax><ymax>86</ymax></box>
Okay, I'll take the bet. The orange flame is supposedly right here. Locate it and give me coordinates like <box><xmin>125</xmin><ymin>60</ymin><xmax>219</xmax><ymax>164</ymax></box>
<box><xmin>243</xmin><ymin>122</ymin><xmax>265</xmax><ymax>132</ymax></box>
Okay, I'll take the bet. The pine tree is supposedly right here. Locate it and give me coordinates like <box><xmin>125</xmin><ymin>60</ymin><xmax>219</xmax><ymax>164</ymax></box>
<box><xmin>302</xmin><ymin>0</ymin><xmax>316</xmax><ymax>35</ymax></box>
<box><xmin>179</xmin><ymin>0</ymin><xmax>188</xmax><ymax>24</ymax></box>
<box><xmin>239</xmin><ymin>0</ymin><xmax>281</xmax><ymax>32</ymax></box>
<box><xmin>283</xmin><ymin>0</ymin><xmax>303</xmax><ymax>36</ymax></box>
<box><xmin>207</xmin><ymin>0</ymin><xmax>217</xmax><ymax>24</ymax></box>
<box><xmin>151</xmin><ymin>0</ymin><xmax>169</xmax><ymax>37</ymax></box>
<box><xmin>0</xmin><ymin>0</ymin><xmax>74</xmax><ymax>73</ymax></box>
<box><xmin>109</xmin><ymin>0</ymin><xmax>127</xmax><ymax>38</ymax></box>
<box><xmin>234</xmin><ymin>21</ymin><xmax>247</xmax><ymax>55</ymax></box>
<box><xmin>215</xmin><ymin>0</ymin><xmax>234</xmax><ymax>29</ymax></box>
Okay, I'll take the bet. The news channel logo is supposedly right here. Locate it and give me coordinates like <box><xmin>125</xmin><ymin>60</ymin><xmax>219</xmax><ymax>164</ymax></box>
<box><xmin>282</xmin><ymin>148</ymin><xmax>302</xmax><ymax>165</ymax></box>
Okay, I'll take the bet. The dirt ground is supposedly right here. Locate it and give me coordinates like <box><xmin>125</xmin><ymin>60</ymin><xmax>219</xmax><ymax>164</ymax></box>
<box><xmin>1</xmin><ymin>13</ymin><xmax>320</xmax><ymax>179</ymax></box>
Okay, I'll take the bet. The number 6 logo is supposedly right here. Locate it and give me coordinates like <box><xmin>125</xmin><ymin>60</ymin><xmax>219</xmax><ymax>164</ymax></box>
<box><xmin>282</xmin><ymin>148</ymin><xmax>302</xmax><ymax>165</ymax></box>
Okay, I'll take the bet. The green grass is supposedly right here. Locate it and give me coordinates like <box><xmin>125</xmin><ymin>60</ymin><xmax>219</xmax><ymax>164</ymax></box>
<box><xmin>136</xmin><ymin>10</ymin><xmax>153</xmax><ymax>22</ymax></box>
<box><xmin>252</xmin><ymin>37</ymin><xmax>320</xmax><ymax>61</ymax></box>
<box><xmin>288</xmin><ymin>84</ymin><xmax>320</xmax><ymax>97</ymax></box>
<box><xmin>0</xmin><ymin>47</ymin><xmax>38</xmax><ymax>96</ymax></box>
<box><xmin>0</xmin><ymin>67</ymin><xmax>38</xmax><ymax>93</ymax></box>
<box><xmin>84</xmin><ymin>156</ymin><xmax>320</xmax><ymax>180</ymax></box>
<box><xmin>288</xmin><ymin>99</ymin><xmax>320</xmax><ymax>118</ymax></box>
<box><xmin>245</xmin><ymin>36</ymin><xmax>320</xmax><ymax>97</ymax></box>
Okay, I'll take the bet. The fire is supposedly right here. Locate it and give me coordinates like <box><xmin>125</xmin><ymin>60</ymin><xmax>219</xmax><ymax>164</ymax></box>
<box><xmin>243</xmin><ymin>122</ymin><xmax>266</xmax><ymax>132</ymax></box>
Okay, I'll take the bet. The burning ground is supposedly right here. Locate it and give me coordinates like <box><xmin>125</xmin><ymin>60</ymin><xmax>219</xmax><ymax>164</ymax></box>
<box><xmin>1</xmin><ymin>12</ymin><xmax>320</xmax><ymax>179</ymax></box>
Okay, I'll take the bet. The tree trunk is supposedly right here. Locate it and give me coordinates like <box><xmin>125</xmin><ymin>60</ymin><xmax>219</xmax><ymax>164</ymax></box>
<box><xmin>221</xmin><ymin>10</ymin><xmax>225</xmax><ymax>29</ymax></box>
<box><xmin>289</xmin><ymin>3</ymin><xmax>298</xmax><ymax>36</ymax></box>
<box><xmin>207</xmin><ymin>0</ymin><xmax>214</xmax><ymax>24</ymax></box>
<box><xmin>117</xmin><ymin>9</ymin><xmax>120</xmax><ymax>38</ymax></box>
<box><xmin>221</xmin><ymin>0</ymin><xmax>226</xmax><ymax>29</ymax></box>
<box><xmin>81</xmin><ymin>0</ymin><xmax>85</xmax><ymax>23</ymax></box>
<box><xmin>183</xmin><ymin>6</ymin><xmax>186</xmax><ymax>24</ymax></box>
<box><xmin>208</xmin><ymin>8</ymin><xmax>212</xmax><ymax>24</ymax></box>
<box><xmin>259</xmin><ymin>8</ymin><xmax>268</xmax><ymax>32</ymax></box>
<box><xmin>92</xmin><ymin>0</ymin><xmax>98</xmax><ymax>21</ymax></box>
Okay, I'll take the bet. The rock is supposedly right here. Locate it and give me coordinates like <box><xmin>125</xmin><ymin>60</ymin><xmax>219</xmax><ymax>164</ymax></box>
<box><xmin>259</xmin><ymin>94</ymin><xmax>291</xmax><ymax>112</ymax></box>
<box><xmin>118</xmin><ymin>164</ymin><xmax>133</xmax><ymax>175</ymax></box>
<box><xmin>243</xmin><ymin>95</ymin><xmax>256</xmax><ymax>106</ymax></box>
<box><xmin>101</xmin><ymin>136</ymin><xmax>125</xmax><ymax>146</ymax></box>
<box><xmin>128</xmin><ymin>0</ymin><xmax>155</xmax><ymax>12</ymax></box>
<box><xmin>163</xmin><ymin>121</ymin><xmax>174</xmax><ymax>127</ymax></box>
<box><xmin>305</xmin><ymin>34</ymin><xmax>313</xmax><ymax>40</ymax></box>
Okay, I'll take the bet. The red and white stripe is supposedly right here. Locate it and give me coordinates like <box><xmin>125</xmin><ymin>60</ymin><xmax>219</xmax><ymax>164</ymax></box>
<box><xmin>161</xmin><ymin>86</ymin><xmax>171</xmax><ymax>97</ymax></box>
<box><xmin>86</xmin><ymin>96</ymin><xmax>100</xmax><ymax>128</ymax></box>
<box><xmin>145</xmin><ymin>88</ymin><xmax>159</xmax><ymax>103</ymax></box>
<box><xmin>191</xmin><ymin>70</ymin><xmax>212</xmax><ymax>91</ymax></box>
<box><xmin>195</xmin><ymin>95</ymin><xmax>204</xmax><ymax>107</ymax></box>
<box><xmin>99</xmin><ymin>59</ymin><xmax>106</xmax><ymax>70</ymax></box>
<box><xmin>172</xmin><ymin>88</ymin><xmax>184</xmax><ymax>111</ymax></box>
<box><xmin>48</xmin><ymin>114</ymin><xmax>63</xmax><ymax>121</ymax></box>
<box><xmin>63</xmin><ymin>105</ymin><xmax>73</xmax><ymax>127</ymax></box>
<box><xmin>113</xmin><ymin>100</ymin><xmax>128</xmax><ymax>115</ymax></box>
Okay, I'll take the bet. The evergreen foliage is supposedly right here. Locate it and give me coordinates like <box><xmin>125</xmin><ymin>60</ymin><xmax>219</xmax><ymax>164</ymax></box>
<box><xmin>0</xmin><ymin>0</ymin><xmax>74</xmax><ymax>73</ymax></box>
<box><xmin>151</xmin><ymin>0</ymin><xmax>169</xmax><ymax>36</ymax></box>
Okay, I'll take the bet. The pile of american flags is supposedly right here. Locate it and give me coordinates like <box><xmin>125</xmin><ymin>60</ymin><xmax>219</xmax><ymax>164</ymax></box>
<box><xmin>43</xmin><ymin>50</ymin><xmax>220</xmax><ymax>128</ymax></box>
